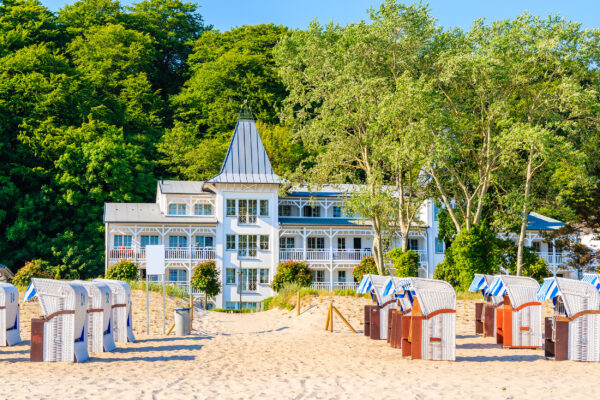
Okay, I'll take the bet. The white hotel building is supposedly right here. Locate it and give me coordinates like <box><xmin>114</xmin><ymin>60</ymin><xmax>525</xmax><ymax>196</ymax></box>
<box><xmin>104</xmin><ymin>114</ymin><xmax>573</xmax><ymax>309</ymax></box>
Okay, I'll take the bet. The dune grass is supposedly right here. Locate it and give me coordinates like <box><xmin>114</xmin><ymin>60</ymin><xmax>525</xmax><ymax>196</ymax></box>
<box><xmin>128</xmin><ymin>280</ymin><xmax>190</xmax><ymax>299</ymax></box>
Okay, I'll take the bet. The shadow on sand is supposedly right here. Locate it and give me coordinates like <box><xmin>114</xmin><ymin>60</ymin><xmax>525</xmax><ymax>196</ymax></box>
<box><xmin>456</xmin><ymin>354</ymin><xmax>544</xmax><ymax>362</ymax></box>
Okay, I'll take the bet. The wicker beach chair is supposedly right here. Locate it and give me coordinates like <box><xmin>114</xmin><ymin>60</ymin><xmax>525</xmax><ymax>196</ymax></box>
<box><xmin>74</xmin><ymin>281</ymin><xmax>116</xmax><ymax>353</ymax></box>
<box><xmin>30</xmin><ymin>279</ymin><xmax>89</xmax><ymax>362</ymax></box>
<box><xmin>0</xmin><ymin>283</ymin><xmax>21</xmax><ymax>346</ymax></box>
<box><xmin>488</xmin><ymin>275</ymin><xmax>541</xmax><ymax>349</ymax></box>
<box><xmin>469</xmin><ymin>274</ymin><xmax>504</xmax><ymax>337</ymax></box>
<box><xmin>382</xmin><ymin>277</ymin><xmax>414</xmax><ymax>349</ymax></box>
<box><xmin>357</xmin><ymin>274</ymin><xmax>397</xmax><ymax>340</ymax></box>
<box><xmin>538</xmin><ymin>277</ymin><xmax>600</xmax><ymax>361</ymax></box>
<box><xmin>93</xmin><ymin>279</ymin><xmax>135</xmax><ymax>343</ymax></box>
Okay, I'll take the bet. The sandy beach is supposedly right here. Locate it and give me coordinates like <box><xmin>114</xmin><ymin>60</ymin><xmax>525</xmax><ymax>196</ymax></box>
<box><xmin>1</xmin><ymin>292</ymin><xmax>598</xmax><ymax>400</ymax></box>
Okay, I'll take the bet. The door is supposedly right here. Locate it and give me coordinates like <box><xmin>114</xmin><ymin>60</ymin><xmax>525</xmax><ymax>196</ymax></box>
<box><xmin>353</xmin><ymin>238</ymin><xmax>362</xmax><ymax>250</ymax></box>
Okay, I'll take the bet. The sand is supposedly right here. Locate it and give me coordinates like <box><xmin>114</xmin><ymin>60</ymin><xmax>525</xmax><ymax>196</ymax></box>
<box><xmin>1</xmin><ymin>292</ymin><xmax>598</xmax><ymax>400</ymax></box>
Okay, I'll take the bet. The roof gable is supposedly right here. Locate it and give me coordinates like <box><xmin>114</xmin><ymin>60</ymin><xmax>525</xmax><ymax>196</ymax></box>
<box><xmin>207</xmin><ymin>119</ymin><xmax>280</xmax><ymax>184</ymax></box>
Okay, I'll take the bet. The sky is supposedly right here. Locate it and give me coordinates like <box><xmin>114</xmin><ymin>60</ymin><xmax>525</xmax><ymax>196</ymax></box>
<box><xmin>41</xmin><ymin>0</ymin><xmax>600</xmax><ymax>31</ymax></box>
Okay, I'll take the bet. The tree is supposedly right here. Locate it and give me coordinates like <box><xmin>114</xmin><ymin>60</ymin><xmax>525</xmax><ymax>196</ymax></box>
<box><xmin>352</xmin><ymin>256</ymin><xmax>378</xmax><ymax>283</ymax></box>
<box><xmin>190</xmin><ymin>261</ymin><xmax>221</xmax><ymax>308</ymax></box>
<box><xmin>106</xmin><ymin>260</ymin><xmax>139</xmax><ymax>281</ymax></box>
<box><xmin>271</xmin><ymin>261</ymin><xmax>312</xmax><ymax>292</ymax></box>
<box><xmin>11</xmin><ymin>259</ymin><xmax>54</xmax><ymax>288</ymax></box>
<box><xmin>58</xmin><ymin>0</ymin><xmax>123</xmax><ymax>36</ymax></box>
<box><xmin>387</xmin><ymin>249</ymin><xmax>419</xmax><ymax>277</ymax></box>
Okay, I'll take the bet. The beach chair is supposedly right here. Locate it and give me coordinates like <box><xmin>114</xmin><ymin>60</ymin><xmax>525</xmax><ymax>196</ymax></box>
<box><xmin>488</xmin><ymin>275</ymin><xmax>541</xmax><ymax>349</ymax></box>
<box><xmin>93</xmin><ymin>279</ymin><xmax>135</xmax><ymax>343</ymax></box>
<box><xmin>398</xmin><ymin>278</ymin><xmax>456</xmax><ymax>361</ymax></box>
<box><xmin>357</xmin><ymin>274</ymin><xmax>397</xmax><ymax>340</ymax></box>
<box><xmin>30</xmin><ymin>279</ymin><xmax>89</xmax><ymax>362</ymax></box>
<box><xmin>0</xmin><ymin>283</ymin><xmax>21</xmax><ymax>346</ymax></box>
<box><xmin>538</xmin><ymin>277</ymin><xmax>600</xmax><ymax>361</ymax></box>
<box><xmin>74</xmin><ymin>281</ymin><xmax>116</xmax><ymax>353</ymax></box>
<box><xmin>468</xmin><ymin>274</ymin><xmax>504</xmax><ymax>338</ymax></box>
<box><xmin>382</xmin><ymin>277</ymin><xmax>414</xmax><ymax>349</ymax></box>
<box><xmin>581</xmin><ymin>273</ymin><xmax>600</xmax><ymax>291</ymax></box>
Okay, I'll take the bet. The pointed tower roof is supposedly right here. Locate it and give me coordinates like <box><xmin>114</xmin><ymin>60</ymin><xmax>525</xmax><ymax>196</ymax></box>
<box><xmin>206</xmin><ymin>105</ymin><xmax>280</xmax><ymax>184</ymax></box>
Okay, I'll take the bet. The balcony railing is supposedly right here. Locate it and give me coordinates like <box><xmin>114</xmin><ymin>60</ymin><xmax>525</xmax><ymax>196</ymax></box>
<box><xmin>536</xmin><ymin>252</ymin><xmax>567</xmax><ymax>266</ymax></box>
<box><xmin>310</xmin><ymin>282</ymin><xmax>359</xmax><ymax>290</ymax></box>
<box><xmin>279</xmin><ymin>249</ymin><xmax>374</xmax><ymax>263</ymax></box>
<box><xmin>108</xmin><ymin>247</ymin><xmax>216</xmax><ymax>261</ymax></box>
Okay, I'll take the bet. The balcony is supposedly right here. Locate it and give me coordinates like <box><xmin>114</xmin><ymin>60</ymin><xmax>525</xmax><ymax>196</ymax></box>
<box><xmin>310</xmin><ymin>282</ymin><xmax>359</xmax><ymax>290</ymax></box>
<box><xmin>108</xmin><ymin>247</ymin><xmax>216</xmax><ymax>262</ymax></box>
<box><xmin>279</xmin><ymin>248</ymin><xmax>427</xmax><ymax>264</ymax></box>
<box><xmin>536</xmin><ymin>252</ymin><xmax>568</xmax><ymax>267</ymax></box>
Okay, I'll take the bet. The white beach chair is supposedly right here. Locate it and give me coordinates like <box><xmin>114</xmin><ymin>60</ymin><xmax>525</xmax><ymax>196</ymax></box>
<box><xmin>74</xmin><ymin>281</ymin><xmax>116</xmax><ymax>353</ymax></box>
<box><xmin>407</xmin><ymin>278</ymin><xmax>456</xmax><ymax>361</ymax></box>
<box><xmin>31</xmin><ymin>278</ymin><xmax>89</xmax><ymax>362</ymax></box>
<box><xmin>469</xmin><ymin>274</ymin><xmax>504</xmax><ymax>338</ymax></box>
<box><xmin>357</xmin><ymin>274</ymin><xmax>397</xmax><ymax>340</ymax></box>
<box><xmin>538</xmin><ymin>277</ymin><xmax>600</xmax><ymax>361</ymax></box>
<box><xmin>488</xmin><ymin>275</ymin><xmax>541</xmax><ymax>348</ymax></box>
<box><xmin>93</xmin><ymin>279</ymin><xmax>135</xmax><ymax>343</ymax></box>
<box><xmin>0</xmin><ymin>283</ymin><xmax>21</xmax><ymax>346</ymax></box>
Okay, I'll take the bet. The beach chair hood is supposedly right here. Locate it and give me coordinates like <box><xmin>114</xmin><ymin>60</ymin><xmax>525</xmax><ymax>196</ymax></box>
<box><xmin>537</xmin><ymin>277</ymin><xmax>600</xmax><ymax>317</ymax></box>
<box><xmin>0</xmin><ymin>283</ymin><xmax>21</xmax><ymax>346</ymax></box>
<box><xmin>489</xmin><ymin>275</ymin><xmax>539</xmax><ymax>309</ymax></box>
<box><xmin>357</xmin><ymin>274</ymin><xmax>394</xmax><ymax>305</ymax></box>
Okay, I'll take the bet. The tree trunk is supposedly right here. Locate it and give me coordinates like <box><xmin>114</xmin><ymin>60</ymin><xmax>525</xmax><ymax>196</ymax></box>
<box><xmin>516</xmin><ymin>151</ymin><xmax>534</xmax><ymax>276</ymax></box>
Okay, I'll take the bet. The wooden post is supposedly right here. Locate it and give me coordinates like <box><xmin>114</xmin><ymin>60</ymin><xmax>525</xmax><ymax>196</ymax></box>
<box><xmin>329</xmin><ymin>302</ymin><xmax>333</xmax><ymax>332</ymax></box>
<box><xmin>189</xmin><ymin>295</ymin><xmax>194</xmax><ymax>332</ymax></box>
<box><xmin>332</xmin><ymin>305</ymin><xmax>357</xmax><ymax>333</ymax></box>
<box><xmin>324</xmin><ymin>303</ymin><xmax>331</xmax><ymax>330</ymax></box>
<box><xmin>297</xmin><ymin>291</ymin><xmax>301</xmax><ymax>316</ymax></box>
<box><xmin>166</xmin><ymin>322</ymin><xmax>175</xmax><ymax>336</ymax></box>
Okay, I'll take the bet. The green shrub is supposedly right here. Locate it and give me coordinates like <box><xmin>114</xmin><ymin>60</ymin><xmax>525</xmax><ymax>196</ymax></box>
<box><xmin>352</xmin><ymin>256</ymin><xmax>378</xmax><ymax>282</ymax></box>
<box><xmin>434</xmin><ymin>224</ymin><xmax>503</xmax><ymax>291</ymax></box>
<box><xmin>388</xmin><ymin>249</ymin><xmax>420</xmax><ymax>277</ymax></box>
<box><xmin>106</xmin><ymin>260</ymin><xmax>139</xmax><ymax>281</ymax></box>
<box><xmin>12</xmin><ymin>259</ymin><xmax>54</xmax><ymax>288</ymax></box>
<box><xmin>128</xmin><ymin>281</ymin><xmax>189</xmax><ymax>299</ymax></box>
<box><xmin>271</xmin><ymin>261</ymin><xmax>312</xmax><ymax>292</ymax></box>
<box><xmin>191</xmin><ymin>261</ymin><xmax>221</xmax><ymax>305</ymax></box>
<box><xmin>503</xmin><ymin>245</ymin><xmax>550</xmax><ymax>283</ymax></box>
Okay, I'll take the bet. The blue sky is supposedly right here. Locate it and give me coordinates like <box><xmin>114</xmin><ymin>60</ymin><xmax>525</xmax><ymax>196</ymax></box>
<box><xmin>42</xmin><ymin>0</ymin><xmax>600</xmax><ymax>31</ymax></box>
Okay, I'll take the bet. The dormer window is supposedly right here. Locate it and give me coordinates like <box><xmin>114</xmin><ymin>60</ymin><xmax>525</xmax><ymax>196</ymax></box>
<box><xmin>194</xmin><ymin>203</ymin><xmax>212</xmax><ymax>216</ymax></box>
<box><xmin>168</xmin><ymin>204</ymin><xmax>186</xmax><ymax>215</ymax></box>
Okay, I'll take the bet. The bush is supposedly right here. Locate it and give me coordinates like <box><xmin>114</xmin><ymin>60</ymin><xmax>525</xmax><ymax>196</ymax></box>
<box><xmin>271</xmin><ymin>261</ymin><xmax>312</xmax><ymax>292</ymax></box>
<box><xmin>106</xmin><ymin>260</ymin><xmax>139</xmax><ymax>281</ymax></box>
<box><xmin>352</xmin><ymin>256</ymin><xmax>378</xmax><ymax>282</ymax></box>
<box><xmin>388</xmin><ymin>249</ymin><xmax>420</xmax><ymax>277</ymax></box>
<box><xmin>434</xmin><ymin>224</ymin><xmax>503</xmax><ymax>291</ymax></box>
<box><xmin>12</xmin><ymin>259</ymin><xmax>54</xmax><ymax>288</ymax></box>
<box><xmin>191</xmin><ymin>261</ymin><xmax>221</xmax><ymax>305</ymax></box>
<box><xmin>503</xmin><ymin>245</ymin><xmax>550</xmax><ymax>283</ymax></box>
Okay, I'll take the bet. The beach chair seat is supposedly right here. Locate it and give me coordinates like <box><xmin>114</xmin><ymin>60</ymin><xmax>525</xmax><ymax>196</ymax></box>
<box><xmin>93</xmin><ymin>279</ymin><xmax>135</xmax><ymax>343</ymax></box>
<box><xmin>30</xmin><ymin>279</ymin><xmax>89</xmax><ymax>362</ymax></box>
<box><xmin>75</xmin><ymin>281</ymin><xmax>116</xmax><ymax>353</ymax></box>
<box><xmin>0</xmin><ymin>283</ymin><xmax>21</xmax><ymax>346</ymax></box>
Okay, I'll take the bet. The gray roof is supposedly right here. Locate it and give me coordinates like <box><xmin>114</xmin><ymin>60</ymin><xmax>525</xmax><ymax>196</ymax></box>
<box><xmin>207</xmin><ymin>119</ymin><xmax>281</xmax><ymax>184</ymax></box>
<box><xmin>104</xmin><ymin>203</ymin><xmax>217</xmax><ymax>224</ymax></box>
<box><xmin>158</xmin><ymin>180</ymin><xmax>208</xmax><ymax>194</ymax></box>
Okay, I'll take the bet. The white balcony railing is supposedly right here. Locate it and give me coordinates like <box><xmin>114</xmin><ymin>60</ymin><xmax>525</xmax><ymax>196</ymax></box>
<box><xmin>536</xmin><ymin>252</ymin><xmax>567</xmax><ymax>266</ymax></box>
<box><xmin>279</xmin><ymin>248</ymin><xmax>374</xmax><ymax>263</ymax></box>
<box><xmin>108</xmin><ymin>247</ymin><xmax>216</xmax><ymax>261</ymax></box>
<box><xmin>310</xmin><ymin>282</ymin><xmax>360</xmax><ymax>290</ymax></box>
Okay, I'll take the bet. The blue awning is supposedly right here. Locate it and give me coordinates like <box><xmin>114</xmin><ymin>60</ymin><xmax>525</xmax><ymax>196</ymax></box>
<box><xmin>582</xmin><ymin>274</ymin><xmax>600</xmax><ymax>290</ymax></box>
<box><xmin>357</xmin><ymin>275</ymin><xmax>372</xmax><ymax>294</ymax></box>
<box><xmin>536</xmin><ymin>278</ymin><xmax>559</xmax><ymax>301</ymax></box>
<box><xmin>488</xmin><ymin>277</ymin><xmax>507</xmax><ymax>297</ymax></box>
<box><xmin>468</xmin><ymin>275</ymin><xmax>488</xmax><ymax>293</ymax></box>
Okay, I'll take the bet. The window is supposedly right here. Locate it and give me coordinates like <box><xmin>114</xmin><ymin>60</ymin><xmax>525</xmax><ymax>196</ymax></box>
<box><xmin>226</xmin><ymin>235</ymin><xmax>236</xmax><ymax>250</ymax></box>
<box><xmin>280</xmin><ymin>237</ymin><xmax>295</xmax><ymax>249</ymax></box>
<box><xmin>312</xmin><ymin>270</ymin><xmax>325</xmax><ymax>283</ymax></box>
<box><xmin>226</xmin><ymin>199</ymin><xmax>236</xmax><ymax>216</ymax></box>
<box><xmin>435</xmin><ymin>238</ymin><xmax>444</xmax><ymax>253</ymax></box>
<box><xmin>238</xmin><ymin>200</ymin><xmax>257</xmax><ymax>224</ymax></box>
<box><xmin>238</xmin><ymin>235</ymin><xmax>257</xmax><ymax>257</ymax></box>
<box><xmin>225</xmin><ymin>301</ymin><xmax>258</xmax><ymax>310</ymax></box>
<box><xmin>169</xmin><ymin>236</ymin><xmax>187</xmax><ymax>248</ymax></box>
<box><xmin>260</xmin><ymin>200</ymin><xmax>269</xmax><ymax>216</ymax></box>
<box><xmin>140</xmin><ymin>235</ymin><xmax>159</xmax><ymax>249</ymax></box>
<box><xmin>337</xmin><ymin>237</ymin><xmax>346</xmax><ymax>250</ymax></box>
<box><xmin>259</xmin><ymin>268</ymin><xmax>269</xmax><ymax>284</ymax></box>
<box><xmin>547</xmin><ymin>242</ymin><xmax>555</xmax><ymax>253</ymax></box>
<box><xmin>226</xmin><ymin>268</ymin><xmax>236</xmax><ymax>284</ymax></box>
<box><xmin>338</xmin><ymin>270</ymin><xmax>346</xmax><ymax>282</ymax></box>
<box><xmin>168</xmin><ymin>204</ymin><xmax>186</xmax><ymax>215</ymax></box>
<box><xmin>195</xmin><ymin>236</ymin><xmax>213</xmax><ymax>248</ymax></box>
<box><xmin>168</xmin><ymin>269</ymin><xmax>187</xmax><ymax>282</ymax></box>
<box><xmin>303</xmin><ymin>205</ymin><xmax>320</xmax><ymax>217</ymax></box>
<box><xmin>260</xmin><ymin>235</ymin><xmax>269</xmax><ymax>250</ymax></box>
<box><xmin>433</xmin><ymin>203</ymin><xmax>440</xmax><ymax>221</ymax></box>
<box><xmin>279</xmin><ymin>205</ymin><xmax>292</xmax><ymax>216</ymax></box>
<box><xmin>194</xmin><ymin>203</ymin><xmax>212</xmax><ymax>216</ymax></box>
<box><xmin>408</xmin><ymin>238</ymin><xmax>419</xmax><ymax>251</ymax></box>
<box><xmin>333</xmin><ymin>206</ymin><xmax>342</xmax><ymax>218</ymax></box>
<box><xmin>241</xmin><ymin>268</ymin><xmax>258</xmax><ymax>291</ymax></box>
<box><xmin>308</xmin><ymin>237</ymin><xmax>325</xmax><ymax>250</ymax></box>
<box><xmin>532</xmin><ymin>242</ymin><xmax>541</xmax><ymax>252</ymax></box>
<box><xmin>114</xmin><ymin>235</ymin><xmax>132</xmax><ymax>248</ymax></box>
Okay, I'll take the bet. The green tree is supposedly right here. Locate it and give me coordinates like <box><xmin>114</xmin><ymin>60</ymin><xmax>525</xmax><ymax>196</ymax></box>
<box><xmin>387</xmin><ymin>249</ymin><xmax>420</xmax><ymax>277</ymax></box>
<box><xmin>352</xmin><ymin>256</ymin><xmax>379</xmax><ymax>283</ymax></box>
<box><xmin>271</xmin><ymin>261</ymin><xmax>312</xmax><ymax>292</ymax></box>
<box><xmin>106</xmin><ymin>260</ymin><xmax>139</xmax><ymax>281</ymax></box>
<box><xmin>190</xmin><ymin>261</ymin><xmax>221</xmax><ymax>308</ymax></box>
<box><xmin>12</xmin><ymin>259</ymin><xmax>54</xmax><ymax>288</ymax></box>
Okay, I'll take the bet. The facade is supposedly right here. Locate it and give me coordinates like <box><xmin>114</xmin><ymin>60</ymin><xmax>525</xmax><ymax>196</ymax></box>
<box><xmin>104</xmin><ymin>114</ymin><xmax>574</xmax><ymax>309</ymax></box>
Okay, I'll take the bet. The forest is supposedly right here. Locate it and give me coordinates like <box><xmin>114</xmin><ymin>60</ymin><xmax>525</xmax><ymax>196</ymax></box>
<box><xmin>0</xmin><ymin>0</ymin><xmax>599</xmax><ymax>281</ymax></box>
